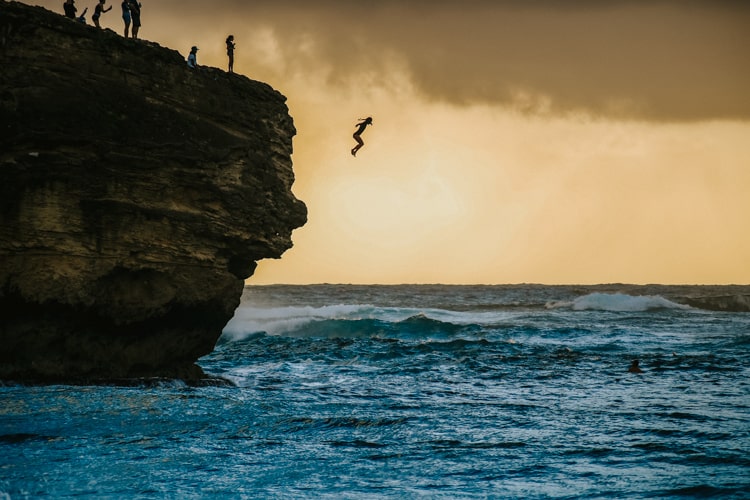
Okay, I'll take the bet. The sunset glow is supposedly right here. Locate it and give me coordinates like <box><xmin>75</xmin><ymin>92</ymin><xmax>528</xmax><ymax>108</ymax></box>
<box><xmin>23</xmin><ymin>0</ymin><xmax>750</xmax><ymax>284</ymax></box>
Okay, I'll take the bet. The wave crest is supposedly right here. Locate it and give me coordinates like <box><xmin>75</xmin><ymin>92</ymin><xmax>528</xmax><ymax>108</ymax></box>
<box><xmin>221</xmin><ymin>305</ymin><xmax>482</xmax><ymax>342</ymax></box>
<box><xmin>547</xmin><ymin>293</ymin><xmax>691</xmax><ymax>312</ymax></box>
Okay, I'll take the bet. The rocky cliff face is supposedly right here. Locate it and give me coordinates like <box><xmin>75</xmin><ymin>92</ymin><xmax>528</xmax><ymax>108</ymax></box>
<box><xmin>0</xmin><ymin>2</ymin><xmax>307</xmax><ymax>383</ymax></box>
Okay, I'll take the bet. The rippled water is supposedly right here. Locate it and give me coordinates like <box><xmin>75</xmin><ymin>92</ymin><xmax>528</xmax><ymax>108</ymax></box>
<box><xmin>2</xmin><ymin>285</ymin><xmax>749</xmax><ymax>498</ymax></box>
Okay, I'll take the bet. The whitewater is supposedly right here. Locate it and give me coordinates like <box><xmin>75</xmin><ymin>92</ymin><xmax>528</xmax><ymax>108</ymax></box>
<box><xmin>2</xmin><ymin>284</ymin><xmax>749</xmax><ymax>498</ymax></box>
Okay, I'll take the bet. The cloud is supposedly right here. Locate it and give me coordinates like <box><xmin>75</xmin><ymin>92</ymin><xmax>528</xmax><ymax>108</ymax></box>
<box><xmin>27</xmin><ymin>0</ymin><xmax>748</xmax><ymax>121</ymax></box>
<box><xmin>176</xmin><ymin>0</ymin><xmax>750</xmax><ymax>122</ymax></box>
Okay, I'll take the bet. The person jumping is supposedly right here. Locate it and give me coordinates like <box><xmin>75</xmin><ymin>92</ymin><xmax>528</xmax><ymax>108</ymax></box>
<box><xmin>351</xmin><ymin>116</ymin><xmax>373</xmax><ymax>157</ymax></box>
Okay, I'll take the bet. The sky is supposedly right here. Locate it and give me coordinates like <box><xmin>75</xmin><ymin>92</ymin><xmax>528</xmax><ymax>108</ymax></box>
<box><xmin>25</xmin><ymin>0</ymin><xmax>750</xmax><ymax>284</ymax></box>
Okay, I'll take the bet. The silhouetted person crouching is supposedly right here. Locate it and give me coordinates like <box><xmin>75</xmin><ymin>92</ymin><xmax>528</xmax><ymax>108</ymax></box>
<box><xmin>187</xmin><ymin>46</ymin><xmax>199</xmax><ymax>69</ymax></box>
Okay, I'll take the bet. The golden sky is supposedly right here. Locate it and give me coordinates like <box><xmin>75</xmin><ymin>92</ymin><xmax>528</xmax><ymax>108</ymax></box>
<box><xmin>26</xmin><ymin>0</ymin><xmax>750</xmax><ymax>284</ymax></box>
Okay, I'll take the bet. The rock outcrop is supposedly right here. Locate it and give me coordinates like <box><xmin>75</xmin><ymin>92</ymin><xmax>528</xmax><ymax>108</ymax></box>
<box><xmin>0</xmin><ymin>2</ymin><xmax>307</xmax><ymax>383</ymax></box>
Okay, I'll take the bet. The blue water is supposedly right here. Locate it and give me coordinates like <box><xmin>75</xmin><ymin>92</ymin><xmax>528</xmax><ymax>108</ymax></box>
<box><xmin>2</xmin><ymin>285</ymin><xmax>750</xmax><ymax>498</ymax></box>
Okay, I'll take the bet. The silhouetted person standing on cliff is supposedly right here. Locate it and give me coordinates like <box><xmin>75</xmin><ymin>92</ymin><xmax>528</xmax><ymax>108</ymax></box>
<box><xmin>63</xmin><ymin>0</ymin><xmax>77</xmax><ymax>19</ymax></box>
<box><xmin>226</xmin><ymin>35</ymin><xmax>236</xmax><ymax>73</ymax></box>
<box><xmin>121</xmin><ymin>0</ymin><xmax>130</xmax><ymax>37</ymax></box>
<box><xmin>351</xmin><ymin>117</ymin><xmax>373</xmax><ymax>157</ymax></box>
<box><xmin>187</xmin><ymin>46</ymin><xmax>199</xmax><ymax>69</ymax></box>
<box><xmin>127</xmin><ymin>0</ymin><xmax>141</xmax><ymax>39</ymax></box>
<box><xmin>92</xmin><ymin>0</ymin><xmax>112</xmax><ymax>28</ymax></box>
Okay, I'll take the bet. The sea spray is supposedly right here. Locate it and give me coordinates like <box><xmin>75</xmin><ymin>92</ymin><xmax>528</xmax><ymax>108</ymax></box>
<box><xmin>546</xmin><ymin>292</ymin><xmax>692</xmax><ymax>312</ymax></box>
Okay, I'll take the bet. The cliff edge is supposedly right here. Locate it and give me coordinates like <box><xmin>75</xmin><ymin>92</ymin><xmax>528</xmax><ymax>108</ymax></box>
<box><xmin>0</xmin><ymin>2</ymin><xmax>307</xmax><ymax>383</ymax></box>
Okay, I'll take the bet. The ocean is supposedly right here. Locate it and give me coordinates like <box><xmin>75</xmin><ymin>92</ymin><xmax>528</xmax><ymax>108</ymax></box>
<box><xmin>2</xmin><ymin>284</ymin><xmax>749</xmax><ymax>498</ymax></box>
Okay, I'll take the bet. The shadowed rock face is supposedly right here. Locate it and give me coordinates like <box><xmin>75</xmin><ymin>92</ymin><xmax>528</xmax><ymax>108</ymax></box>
<box><xmin>0</xmin><ymin>2</ymin><xmax>307</xmax><ymax>383</ymax></box>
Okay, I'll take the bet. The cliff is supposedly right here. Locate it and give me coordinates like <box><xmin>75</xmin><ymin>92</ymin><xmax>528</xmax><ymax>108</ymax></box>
<box><xmin>0</xmin><ymin>2</ymin><xmax>307</xmax><ymax>383</ymax></box>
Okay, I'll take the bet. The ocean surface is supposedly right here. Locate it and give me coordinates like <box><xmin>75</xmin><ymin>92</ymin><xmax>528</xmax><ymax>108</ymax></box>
<box><xmin>2</xmin><ymin>284</ymin><xmax>749</xmax><ymax>499</ymax></box>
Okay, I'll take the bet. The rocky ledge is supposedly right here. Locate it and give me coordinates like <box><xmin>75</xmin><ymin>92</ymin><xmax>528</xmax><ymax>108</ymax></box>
<box><xmin>0</xmin><ymin>2</ymin><xmax>307</xmax><ymax>383</ymax></box>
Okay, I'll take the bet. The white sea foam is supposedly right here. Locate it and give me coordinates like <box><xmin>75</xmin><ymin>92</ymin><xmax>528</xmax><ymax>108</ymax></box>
<box><xmin>221</xmin><ymin>303</ymin><xmax>498</xmax><ymax>341</ymax></box>
<box><xmin>222</xmin><ymin>304</ymin><xmax>368</xmax><ymax>340</ymax></box>
<box><xmin>547</xmin><ymin>293</ymin><xmax>691</xmax><ymax>312</ymax></box>
<box><xmin>224</xmin><ymin>292</ymin><xmax>689</xmax><ymax>341</ymax></box>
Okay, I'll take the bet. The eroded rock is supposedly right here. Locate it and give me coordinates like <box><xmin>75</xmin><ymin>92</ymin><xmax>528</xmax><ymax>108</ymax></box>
<box><xmin>0</xmin><ymin>2</ymin><xmax>307</xmax><ymax>383</ymax></box>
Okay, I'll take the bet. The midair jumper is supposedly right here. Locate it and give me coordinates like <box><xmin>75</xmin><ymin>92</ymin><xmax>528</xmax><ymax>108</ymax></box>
<box><xmin>351</xmin><ymin>117</ymin><xmax>373</xmax><ymax>157</ymax></box>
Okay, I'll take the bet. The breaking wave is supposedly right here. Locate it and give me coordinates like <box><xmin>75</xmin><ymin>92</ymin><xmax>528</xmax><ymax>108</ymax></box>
<box><xmin>221</xmin><ymin>292</ymin><xmax>699</xmax><ymax>342</ymax></box>
<box><xmin>547</xmin><ymin>293</ymin><xmax>692</xmax><ymax>312</ymax></box>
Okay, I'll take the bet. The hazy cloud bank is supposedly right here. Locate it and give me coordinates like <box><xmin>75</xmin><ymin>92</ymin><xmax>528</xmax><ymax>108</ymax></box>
<box><xmin>158</xmin><ymin>0</ymin><xmax>750</xmax><ymax>121</ymax></box>
<box><xmin>27</xmin><ymin>0</ymin><xmax>748</xmax><ymax>121</ymax></box>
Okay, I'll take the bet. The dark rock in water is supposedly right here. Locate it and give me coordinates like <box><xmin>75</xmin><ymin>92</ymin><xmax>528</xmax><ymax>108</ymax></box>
<box><xmin>678</xmin><ymin>295</ymin><xmax>750</xmax><ymax>313</ymax></box>
<box><xmin>0</xmin><ymin>2</ymin><xmax>307</xmax><ymax>383</ymax></box>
